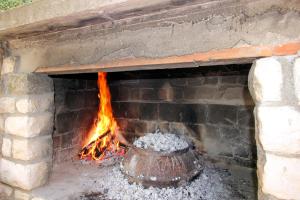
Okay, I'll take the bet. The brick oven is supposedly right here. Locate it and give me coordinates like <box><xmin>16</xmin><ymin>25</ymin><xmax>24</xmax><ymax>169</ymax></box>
<box><xmin>0</xmin><ymin>0</ymin><xmax>300</xmax><ymax>200</ymax></box>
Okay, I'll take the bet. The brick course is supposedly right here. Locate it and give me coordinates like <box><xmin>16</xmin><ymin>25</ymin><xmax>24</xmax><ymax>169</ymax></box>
<box><xmin>51</xmin><ymin>66</ymin><xmax>255</xmax><ymax>168</ymax></box>
<box><xmin>52</xmin><ymin>76</ymin><xmax>98</xmax><ymax>164</ymax></box>
<box><xmin>109</xmin><ymin>65</ymin><xmax>256</xmax><ymax>168</ymax></box>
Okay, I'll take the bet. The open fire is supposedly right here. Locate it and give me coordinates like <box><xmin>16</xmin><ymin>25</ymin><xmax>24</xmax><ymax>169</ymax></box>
<box><xmin>79</xmin><ymin>72</ymin><xmax>123</xmax><ymax>160</ymax></box>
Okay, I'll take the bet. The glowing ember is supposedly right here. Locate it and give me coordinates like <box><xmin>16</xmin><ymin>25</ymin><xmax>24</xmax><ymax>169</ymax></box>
<box><xmin>79</xmin><ymin>72</ymin><xmax>122</xmax><ymax>160</ymax></box>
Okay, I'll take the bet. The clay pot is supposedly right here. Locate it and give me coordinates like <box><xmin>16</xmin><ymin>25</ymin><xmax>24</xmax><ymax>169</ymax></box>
<box><xmin>121</xmin><ymin>146</ymin><xmax>203</xmax><ymax>188</ymax></box>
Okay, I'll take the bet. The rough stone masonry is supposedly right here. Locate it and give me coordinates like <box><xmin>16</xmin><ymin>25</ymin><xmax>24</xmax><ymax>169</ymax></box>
<box><xmin>0</xmin><ymin>56</ymin><xmax>54</xmax><ymax>199</ymax></box>
<box><xmin>248</xmin><ymin>55</ymin><xmax>300</xmax><ymax>200</ymax></box>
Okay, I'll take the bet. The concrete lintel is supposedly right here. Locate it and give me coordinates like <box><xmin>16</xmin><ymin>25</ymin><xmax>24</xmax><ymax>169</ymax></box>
<box><xmin>34</xmin><ymin>42</ymin><xmax>300</xmax><ymax>74</ymax></box>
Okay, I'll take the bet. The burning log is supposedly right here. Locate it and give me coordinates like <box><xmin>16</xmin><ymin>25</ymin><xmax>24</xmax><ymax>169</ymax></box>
<box><xmin>81</xmin><ymin>130</ymin><xmax>110</xmax><ymax>152</ymax></box>
<box><xmin>79</xmin><ymin>72</ymin><xmax>126</xmax><ymax>161</ymax></box>
<box><xmin>79</xmin><ymin>130</ymin><xmax>111</xmax><ymax>159</ymax></box>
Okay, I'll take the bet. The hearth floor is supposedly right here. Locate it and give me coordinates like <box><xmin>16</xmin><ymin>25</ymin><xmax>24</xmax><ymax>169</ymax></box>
<box><xmin>31</xmin><ymin>158</ymin><xmax>257</xmax><ymax>200</ymax></box>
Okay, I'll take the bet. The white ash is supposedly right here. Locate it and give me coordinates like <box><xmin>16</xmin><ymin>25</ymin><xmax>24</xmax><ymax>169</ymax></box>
<box><xmin>133</xmin><ymin>131</ymin><xmax>189</xmax><ymax>152</ymax></box>
<box><xmin>81</xmin><ymin>163</ymin><xmax>245</xmax><ymax>200</ymax></box>
<box><xmin>32</xmin><ymin>157</ymin><xmax>249</xmax><ymax>200</ymax></box>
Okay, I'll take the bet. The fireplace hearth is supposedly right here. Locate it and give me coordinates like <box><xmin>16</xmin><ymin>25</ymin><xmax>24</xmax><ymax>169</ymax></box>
<box><xmin>25</xmin><ymin>64</ymin><xmax>257</xmax><ymax>200</ymax></box>
<box><xmin>32</xmin><ymin>155</ymin><xmax>251</xmax><ymax>200</ymax></box>
<box><xmin>1</xmin><ymin>54</ymin><xmax>300</xmax><ymax>200</ymax></box>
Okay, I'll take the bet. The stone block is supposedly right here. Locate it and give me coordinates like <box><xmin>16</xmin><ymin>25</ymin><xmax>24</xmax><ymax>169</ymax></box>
<box><xmin>0</xmin><ymin>115</ymin><xmax>4</xmax><ymax>132</ymax></box>
<box><xmin>124</xmin><ymin>120</ymin><xmax>148</xmax><ymax>137</ymax></box>
<box><xmin>232</xmin><ymin>143</ymin><xmax>253</xmax><ymax>159</ymax></box>
<box><xmin>207</xmin><ymin>104</ymin><xmax>237</xmax><ymax>126</ymax></box>
<box><xmin>2</xmin><ymin>137</ymin><xmax>12</xmax><ymax>157</ymax></box>
<box><xmin>221</xmin><ymin>75</ymin><xmax>238</xmax><ymax>84</ymax></box>
<box><xmin>117</xmin><ymin>87</ymin><xmax>130</xmax><ymax>101</ymax></box>
<box><xmin>200</xmin><ymin>125</ymin><xmax>230</xmax><ymax>157</ymax></box>
<box><xmin>61</xmin><ymin>132</ymin><xmax>74</xmax><ymax>149</ymax></box>
<box><xmin>170</xmin><ymin>78</ymin><xmax>187</xmax><ymax>86</ymax></box>
<box><xmin>86</xmin><ymin>79</ymin><xmax>97</xmax><ymax>89</ymax></box>
<box><xmin>159</xmin><ymin>103</ymin><xmax>182</xmax><ymax>122</ymax></box>
<box><xmin>109</xmin><ymin>86</ymin><xmax>119</xmax><ymax>102</ymax></box>
<box><xmin>53</xmin><ymin>78</ymin><xmax>86</xmax><ymax>92</ymax></box>
<box><xmin>219</xmin><ymin>86</ymin><xmax>253</xmax><ymax>104</ymax></box>
<box><xmin>53</xmin><ymin>91</ymin><xmax>65</xmax><ymax>113</ymax></box>
<box><xmin>14</xmin><ymin>189</ymin><xmax>31</xmax><ymax>200</ymax></box>
<box><xmin>84</xmin><ymin>90</ymin><xmax>98</xmax><ymax>108</ymax></box>
<box><xmin>263</xmin><ymin>153</ymin><xmax>300</xmax><ymax>199</ymax></box>
<box><xmin>169</xmin><ymin>122</ymin><xmax>185</xmax><ymax>135</ymax></box>
<box><xmin>5</xmin><ymin>113</ymin><xmax>53</xmax><ymax>138</ymax></box>
<box><xmin>0</xmin><ymin>97</ymin><xmax>15</xmax><ymax>113</ymax></box>
<box><xmin>111</xmin><ymin>102</ymin><xmax>121</xmax><ymax>118</ymax></box>
<box><xmin>129</xmin><ymin>88</ymin><xmax>140</xmax><ymax>101</ymax></box>
<box><xmin>119</xmin><ymin>102</ymin><xmax>140</xmax><ymax>119</ymax></box>
<box><xmin>146</xmin><ymin>121</ymin><xmax>170</xmax><ymax>134</ymax></box>
<box><xmin>158</xmin><ymin>88</ymin><xmax>168</xmax><ymax>100</ymax></box>
<box><xmin>31</xmin><ymin>197</ymin><xmax>47</xmax><ymax>200</ymax></box>
<box><xmin>220</xmin><ymin>126</ymin><xmax>239</xmax><ymax>141</ymax></box>
<box><xmin>138</xmin><ymin>79</ymin><xmax>165</xmax><ymax>88</ymax></box>
<box><xmin>294</xmin><ymin>57</ymin><xmax>300</xmax><ymax>102</ymax></box>
<box><xmin>72</xmin><ymin>128</ymin><xmax>83</xmax><ymax>146</ymax></box>
<box><xmin>237</xmin><ymin>76</ymin><xmax>248</xmax><ymax>85</ymax></box>
<box><xmin>182</xmin><ymin>124</ymin><xmax>204</xmax><ymax>150</ymax></box>
<box><xmin>183</xmin><ymin>124</ymin><xmax>202</xmax><ymax>142</ymax></box>
<box><xmin>248</xmin><ymin>57</ymin><xmax>282</xmax><ymax>102</ymax></box>
<box><xmin>240</xmin><ymin>127</ymin><xmax>256</xmax><ymax>145</ymax></box>
<box><xmin>0</xmin><ymin>158</ymin><xmax>50</xmax><ymax>190</ymax></box>
<box><xmin>181</xmin><ymin>104</ymin><xmax>206</xmax><ymax>124</ymax></box>
<box><xmin>183</xmin><ymin>86</ymin><xmax>218</xmax><ymax>100</ymax></box>
<box><xmin>32</xmin><ymin>197</ymin><xmax>46</xmax><ymax>200</ymax></box>
<box><xmin>53</xmin><ymin>148</ymin><xmax>72</xmax><ymax>164</ymax></box>
<box><xmin>12</xmin><ymin>136</ymin><xmax>52</xmax><ymax>161</ymax></box>
<box><xmin>141</xmin><ymin>88</ymin><xmax>160</xmax><ymax>101</ymax></box>
<box><xmin>185</xmin><ymin>77</ymin><xmax>204</xmax><ymax>86</ymax></box>
<box><xmin>0</xmin><ymin>183</ymin><xmax>13</xmax><ymax>198</ymax></box>
<box><xmin>16</xmin><ymin>93</ymin><xmax>54</xmax><ymax>113</ymax></box>
<box><xmin>75</xmin><ymin>109</ymin><xmax>96</xmax><ymax>129</ymax></box>
<box><xmin>55</xmin><ymin>112</ymin><xmax>77</xmax><ymax>133</ymax></box>
<box><xmin>204</xmin><ymin>76</ymin><xmax>219</xmax><ymax>85</ymax></box>
<box><xmin>0</xmin><ymin>74</ymin><xmax>53</xmax><ymax>95</ymax></box>
<box><xmin>65</xmin><ymin>91</ymin><xmax>86</xmax><ymax>110</ymax></box>
<box><xmin>52</xmin><ymin>135</ymin><xmax>61</xmax><ymax>149</ymax></box>
<box><xmin>140</xmin><ymin>103</ymin><xmax>158</xmax><ymax>120</ymax></box>
<box><xmin>168</xmin><ymin>87</ymin><xmax>184</xmax><ymax>102</ymax></box>
<box><xmin>1</xmin><ymin>56</ymin><xmax>16</xmax><ymax>75</ymax></box>
<box><xmin>257</xmin><ymin>106</ymin><xmax>300</xmax><ymax>154</ymax></box>
<box><xmin>237</xmin><ymin>106</ymin><xmax>255</xmax><ymax>128</ymax></box>
<box><xmin>159</xmin><ymin>103</ymin><xmax>207</xmax><ymax>123</ymax></box>
<box><xmin>0</xmin><ymin>135</ymin><xmax>2</xmax><ymax>156</ymax></box>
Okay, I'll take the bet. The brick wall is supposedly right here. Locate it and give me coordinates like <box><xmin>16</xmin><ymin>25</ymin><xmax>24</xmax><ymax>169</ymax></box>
<box><xmin>52</xmin><ymin>75</ymin><xmax>98</xmax><ymax>164</ymax></box>
<box><xmin>51</xmin><ymin>65</ymin><xmax>256</xmax><ymax>168</ymax></box>
<box><xmin>109</xmin><ymin>65</ymin><xmax>256</xmax><ymax>167</ymax></box>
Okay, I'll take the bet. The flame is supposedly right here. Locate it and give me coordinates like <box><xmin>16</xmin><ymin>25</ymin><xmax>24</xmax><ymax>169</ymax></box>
<box><xmin>79</xmin><ymin>72</ymin><xmax>120</xmax><ymax>160</ymax></box>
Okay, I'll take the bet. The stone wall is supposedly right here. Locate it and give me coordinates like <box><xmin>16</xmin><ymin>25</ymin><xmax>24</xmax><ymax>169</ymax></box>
<box><xmin>0</xmin><ymin>56</ymin><xmax>54</xmax><ymax>199</ymax></box>
<box><xmin>109</xmin><ymin>65</ymin><xmax>256</xmax><ymax>168</ymax></box>
<box><xmin>52</xmin><ymin>74</ymin><xmax>98</xmax><ymax>164</ymax></box>
<box><xmin>249</xmin><ymin>56</ymin><xmax>300</xmax><ymax>200</ymax></box>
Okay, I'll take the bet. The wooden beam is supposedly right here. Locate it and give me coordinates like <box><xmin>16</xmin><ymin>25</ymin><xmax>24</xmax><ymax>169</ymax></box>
<box><xmin>35</xmin><ymin>42</ymin><xmax>300</xmax><ymax>75</ymax></box>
